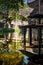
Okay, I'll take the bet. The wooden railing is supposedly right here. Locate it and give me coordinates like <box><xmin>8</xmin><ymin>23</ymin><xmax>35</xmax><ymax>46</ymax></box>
<box><xmin>19</xmin><ymin>24</ymin><xmax>43</xmax><ymax>55</ymax></box>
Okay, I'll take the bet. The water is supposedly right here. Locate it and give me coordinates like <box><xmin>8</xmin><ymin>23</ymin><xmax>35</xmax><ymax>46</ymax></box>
<box><xmin>0</xmin><ymin>52</ymin><xmax>41</xmax><ymax>65</ymax></box>
<box><xmin>23</xmin><ymin>56</ymin><xmax>29</xmax><ymax>65</ymax></box>
<box><xmin>22</xmin><ymin>55</ymin><xmax>35</xmax><ymax>65</ymax></box>
<box><xmin>0</xmin><ymin>52</ymin><xmax>34</xmax><ymax>65</ymax></box>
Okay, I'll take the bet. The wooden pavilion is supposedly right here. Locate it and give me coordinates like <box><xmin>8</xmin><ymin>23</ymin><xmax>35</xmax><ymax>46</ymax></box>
<box><xmin>20</xmin><ymin>0</ymin><xmax>43</xmax><ymax>64</ymax></box>
<box><xmin>27</xmin><ymin>0</ymin><xmax>43</xmax><ymax>14</ymax></box>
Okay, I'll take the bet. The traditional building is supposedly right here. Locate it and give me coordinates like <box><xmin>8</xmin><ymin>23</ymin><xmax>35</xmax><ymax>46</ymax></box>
<box><xmin>27</xmin><ymin>0</ymin><xmax>43</xmax><ymax>54</ymax></box>
<box><xmin>20</xmin><ymin>0</ymin><xmax>43</xmax><ymax>55</ymax></box>
<box><xmin>27</xmin><ymin>0</ymin><xmax>43</xmax><ymax>14</ymax></box>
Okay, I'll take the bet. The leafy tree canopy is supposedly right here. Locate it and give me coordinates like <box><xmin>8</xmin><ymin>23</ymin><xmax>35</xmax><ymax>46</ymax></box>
<box><xmin>0</xmin><ymin>0</ymin><xmax>24</xmax><ymax>11</ymax></box>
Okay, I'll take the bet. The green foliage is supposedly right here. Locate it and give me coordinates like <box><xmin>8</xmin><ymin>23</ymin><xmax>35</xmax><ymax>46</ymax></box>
<box><xmin>17</xmin><ymin>13</ymin><xmax>21</xmax><ymax>20</ymax></box>
<box><xmin>15</xmin><ymin>26</ymin><xmax>20</xmax><ymax>34</ymax></box>
<box><xmin>0</xmin><ymin>0</ymin><xmax>24</xmax><ymax>11</ymax></box>
<box><xmin>10</xmin><ymin>11</ymin><xmax>23</xmax><ymax>20</ymax></box>
<box><xmin>0</xmin><ymin>0</ymin><xmax>24</xmax><ymax>21</ymax></box>
<box><xmin>0</xmin><ymin>53</ymin><xmax>24</xmax><ymax>65</ymax></box>
<box><xmin>9</xmin><ymin>41</ymin><xmax>22</xmax><ymax>52</ymax></box>
<box><xmin>0</xmin><ymin>28</ymin><xmax>14</xmax><ymax>34</ymax></box>
<box><xmin>23</xmin><ymin>3</ymin><xmax>28</xmax><ymax>8</ymax></box>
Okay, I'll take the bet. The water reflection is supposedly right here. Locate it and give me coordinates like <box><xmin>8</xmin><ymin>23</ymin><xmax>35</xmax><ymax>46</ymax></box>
<box><xmin>23</xmin><ymin>56</ymin><xmax>29</xmax><ymax>65</ymax></box>
<box><xmin>0</xmin><ymin>51</ymin><xmax>40</xmax><ymax>65</ymax></box>
<box><xmin>23</xmin><ymin>56</ymin><xmax>34</xmax><ymax>65</ymax></box>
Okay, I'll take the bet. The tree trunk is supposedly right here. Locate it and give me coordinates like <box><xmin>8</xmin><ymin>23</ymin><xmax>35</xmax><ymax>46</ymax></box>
<box><xmin>5</xmin><ymin>7</ymin><xmax>9</xmax><ymax>53</ymax></box>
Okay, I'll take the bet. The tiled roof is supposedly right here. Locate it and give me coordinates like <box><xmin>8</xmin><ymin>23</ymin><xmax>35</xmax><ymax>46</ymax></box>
<box><xmin>27</xmin><ymin>0</ymin><xmax>43</xmax><ymax>15</ymax></box>
<box><xmin>19</xmin><ymin>7</ymin><xmax>33</xmax><ymax>18</ymax></box>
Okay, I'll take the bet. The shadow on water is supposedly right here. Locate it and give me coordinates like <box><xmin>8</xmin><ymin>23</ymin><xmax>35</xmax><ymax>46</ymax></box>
<box><xmin>22</xmin><ymin>56</ymin><xmax>35</xmax><ymax>65</ymax></box>
<box><xmin>18</xmin><ymin>55</ymin><xmax>36</xmax><ymax>65</ymax></box>
<box><xmin>19</xmin><ymin>50</ymin><xmax>43</xmax><ymax>65</ymax></box>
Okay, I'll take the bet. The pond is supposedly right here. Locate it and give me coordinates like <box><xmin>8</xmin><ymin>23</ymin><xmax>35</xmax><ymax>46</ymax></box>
<box><xmin>0</xmin><ymin>51</ymin><xmax>39</xmax><ymax>65</ymax></box>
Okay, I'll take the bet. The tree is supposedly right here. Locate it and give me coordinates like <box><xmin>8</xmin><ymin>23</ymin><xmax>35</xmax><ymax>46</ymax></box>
<box><xmin>0</xmin><ymin>0</ymin><xmax>24</xmax><ymax>18</ymax></box>
<box><xmin>0</xmin><ymin>0</ymin><xmax>24</xmax><ymax>52</ymax></box>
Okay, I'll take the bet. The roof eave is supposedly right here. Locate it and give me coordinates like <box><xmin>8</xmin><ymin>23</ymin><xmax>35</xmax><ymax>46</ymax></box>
<box><xmin>27</xmin><ymin>0</ymin><xmax>38</xmax><ymax>8</ymax></box>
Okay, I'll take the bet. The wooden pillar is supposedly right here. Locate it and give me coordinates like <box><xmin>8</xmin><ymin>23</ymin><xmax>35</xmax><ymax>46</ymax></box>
<box><xmin>29</xmin><ymin>28</ymin><xmax>32</xmax><ymax>45</ymax></box>
<box><xmin>38</xmin><ymin>18</ymin><xmax>41</xmax><ymax>55</ymax></box>
<box><xmin>23</xmin><ymin>28</ymin><xmax>27</xmax><ymax>50</ymax></box>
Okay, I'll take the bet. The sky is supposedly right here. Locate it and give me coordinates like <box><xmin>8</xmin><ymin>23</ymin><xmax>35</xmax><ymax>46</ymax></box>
<box><xmin>24</xmin><ymin>0</ymin><xmax>27</xmax><ymax>3</ymax></box>
<box><xmin>24</xmin><ymin>0</ymin><xmax>35</xmax><ymax>3</ymax></box>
